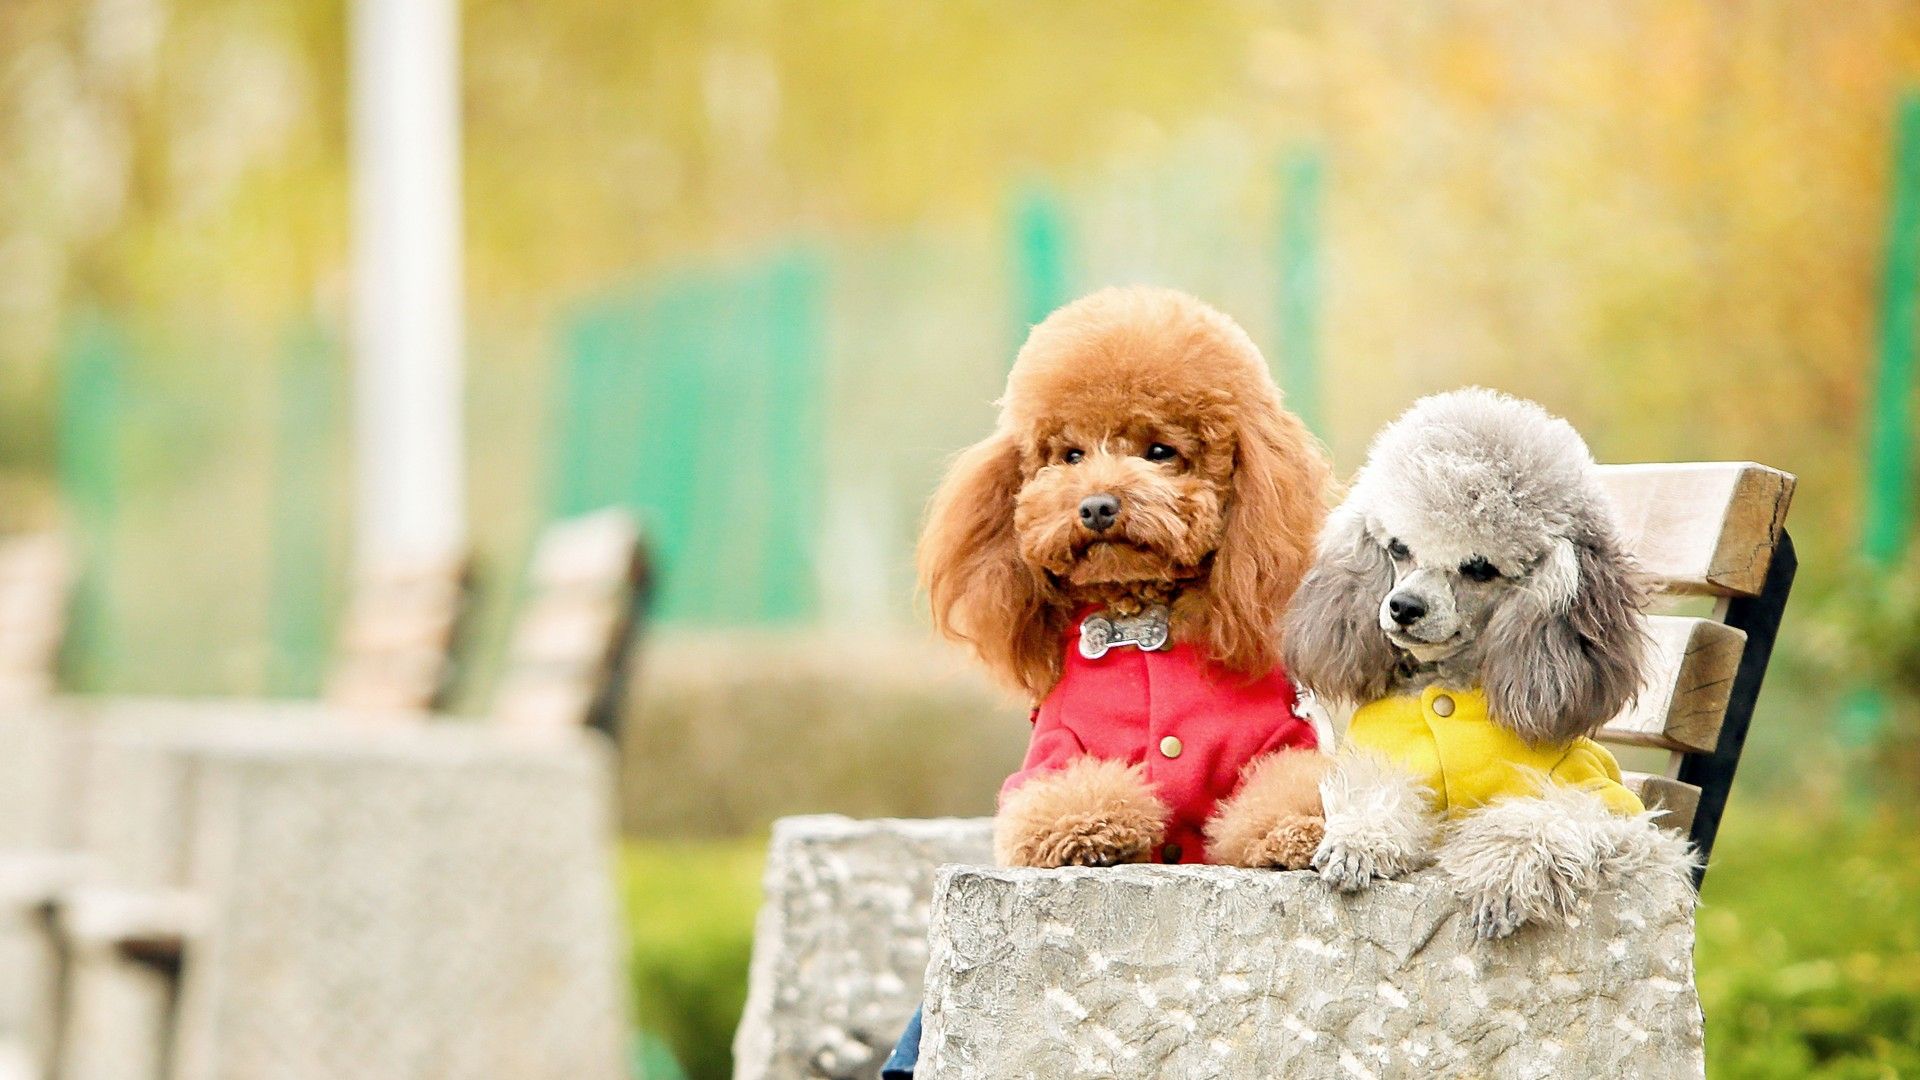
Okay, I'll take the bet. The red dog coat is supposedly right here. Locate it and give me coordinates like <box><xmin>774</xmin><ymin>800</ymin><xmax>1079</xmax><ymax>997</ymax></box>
<box><xmin>1000</xmin><ymin>611</ymin><xmax>1320</xmax><ymax>865</ymax></box>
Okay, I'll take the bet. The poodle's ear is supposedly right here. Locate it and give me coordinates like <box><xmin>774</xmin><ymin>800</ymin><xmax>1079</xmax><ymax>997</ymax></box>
<box><xmin>1195</xmin><ymin>400</ymin><xmax>1332</xmax><ymax>676</ymax></box>
<box><xmin>1279</xmin><ymin>504</ymin><xmax>1398</xmax><ymax>704</ymax></box>
<box><xmin>1481</xmin><ymin>532</ymin><xmax>1651</xmax><ymax>745</ymax></box>
<box><xmin>918</xmin><ymin>429</ymin><xmax>1064</xmax><ymax>700</ymax></box>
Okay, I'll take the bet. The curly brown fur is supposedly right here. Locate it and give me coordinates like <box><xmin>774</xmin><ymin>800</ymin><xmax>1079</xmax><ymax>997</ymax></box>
<box><xmin>920</xmin><ymin>431</ymin><xmax>1067</xmax><ymax>699</ymax></box>
<box><xmin>1205</xmin><ymin>749</ymin><xmax>1332</xmax><ymax>869</ymax></box>
<box><xmin>994</xmin><ymin>757</ymin><xmax>1169</xmax><ymax>868</ymax></box>
<box><xmin>919</xmin><ymin>286</ymin><xmax>1334</xmax><ymax>700</ymax></box>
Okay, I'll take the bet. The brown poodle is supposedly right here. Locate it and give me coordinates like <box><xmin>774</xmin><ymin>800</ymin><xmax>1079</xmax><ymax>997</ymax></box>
<box><xmin>919</xmin><ymin>285</ymin><xmax>1336</xmax><ymax>869</ymax></box>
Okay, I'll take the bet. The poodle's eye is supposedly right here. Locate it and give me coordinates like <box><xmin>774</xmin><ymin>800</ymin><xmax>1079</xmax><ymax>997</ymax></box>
<box><xmin>1460</xmin><ymin>556</ymin><xmax>1499</xmax><ymax>582</ymax></box>
<box><xmin>1144</xmin><ymin>443</ymin><xmax>1179</xmax><ymax>463</ymax></box>
<box><xmin>1062</xmin><ymin>448</ymin><xmax>1084</xmax><ymax>465</ymax></box>
<box><xmin>1386</xmin><ymin>538</ymin><xmax>1411</xmax><ymax>561</ymax></box>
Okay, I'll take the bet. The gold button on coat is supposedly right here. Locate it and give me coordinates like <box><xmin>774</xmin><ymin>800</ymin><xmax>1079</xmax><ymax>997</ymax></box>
<box><xmin>1159</xmin><ymin>735</ymin><xmax>1183</xmax><ymax>759</ymax></box>
<box><xmin>1431</xmin><ymin>694</ymin><xmax>1456</xmax><ymax>717</ymax></box>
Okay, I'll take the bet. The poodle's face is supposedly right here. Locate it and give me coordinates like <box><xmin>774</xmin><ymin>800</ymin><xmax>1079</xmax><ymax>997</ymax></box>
<box><xmin>1352</xmin><ymin>502</ymin><xmax>1589</xmax><ymax>666</ymax></box>
<box><xmin>918</xmin><ymin>286</ymin><xmax>1332</xmax><ymax>699</ymax></box>
<box><xmin>1374</xmin><ymin>526</ymin><xmax>1531</xmax><ymax>663</ymax></box>
<box><xmin>1010</xmin><ymin>417</ymin><xmax>1233</xmax><ymax>591</ymax></box>
<box><xmin>1280</xmin><ymin>388</ymin><xmax>1650</xmax><ymax>744</ymax></box>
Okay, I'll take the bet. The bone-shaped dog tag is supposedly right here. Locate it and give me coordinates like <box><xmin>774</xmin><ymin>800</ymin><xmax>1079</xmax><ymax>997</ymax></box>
<box><xmin>1078</xmin><ymin>605</ymin><xmax>1173</xmax><ymax>660</ymax></box>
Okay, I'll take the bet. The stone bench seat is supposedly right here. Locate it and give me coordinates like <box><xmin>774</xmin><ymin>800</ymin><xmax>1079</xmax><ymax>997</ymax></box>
<box><xmin>916</xmin><ymin>864</ymin><xmax>1702</xmax><ymax>1080</ymax></box>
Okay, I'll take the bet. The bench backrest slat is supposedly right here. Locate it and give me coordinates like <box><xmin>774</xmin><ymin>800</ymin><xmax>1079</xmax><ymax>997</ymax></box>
<box><xmin>1598</xmin><ymin>615</ymin><xmax>1746</xmax><ymax>755</ymax></box>
<box><xmin>491</xmin><ymin>509</ymin><xmax>651</xmax><ymax>737</ymax></box>
<box><xmin>1588</xmin><ymin>461</ymin><xmax>1796</xmax><ymax>875</ymax></box>
<box><xmin>323</xmin><ymin>553</ymin><xmax>472</xmax><ymax>717</ymax></box>
<box><xmin>1595</xmin><ymin>462</ymin><xmax>1794</xmax><ymax>597</ymax></box>
<box><xmin>0</xmin><ymin>532</ymin><xmax>72</xmax><ymax>705</ymax></box>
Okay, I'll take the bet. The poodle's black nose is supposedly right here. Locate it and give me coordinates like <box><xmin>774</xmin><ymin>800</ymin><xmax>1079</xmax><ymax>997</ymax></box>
<box><xmin>1387</xmin><ymin>593</ymin><xmax>1427</xmax><ymax>626</ymax></box>
<box><xmin>1078</xmin><ymin>493</ymin><xmax>1121</xmax><ymax>532</ymax></box>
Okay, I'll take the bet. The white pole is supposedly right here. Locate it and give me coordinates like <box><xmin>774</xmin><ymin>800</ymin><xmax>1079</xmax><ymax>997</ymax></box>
<box><xmin>349</xmin><ymin>0</ymin><xmax>465</xmax><ymax>564</ymax></box>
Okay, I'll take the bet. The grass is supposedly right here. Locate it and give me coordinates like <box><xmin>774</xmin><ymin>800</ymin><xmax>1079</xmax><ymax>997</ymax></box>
<box><xmin>1697</xmin><ymin>805</ymin><xmax>1920</xmax><ymax>1079</ymax></box>
<box><xmin>622</xmin><ymin>803</ymin><xmax>1920</xmax><ymax>1080</ymax></box>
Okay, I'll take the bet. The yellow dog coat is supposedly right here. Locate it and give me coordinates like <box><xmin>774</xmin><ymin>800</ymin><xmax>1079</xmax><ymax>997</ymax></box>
<box><xmin>1345</xmin><ymin>685</ymin><xmax>1644</xmax><ymax>817</ymax></box>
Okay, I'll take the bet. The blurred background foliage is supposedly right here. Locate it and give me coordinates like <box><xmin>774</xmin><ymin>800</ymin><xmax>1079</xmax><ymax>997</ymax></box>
<box><xmin>6</xmin><ymin>1</ymin><xmax>1920</xmax><ymax>1077</ymax></box>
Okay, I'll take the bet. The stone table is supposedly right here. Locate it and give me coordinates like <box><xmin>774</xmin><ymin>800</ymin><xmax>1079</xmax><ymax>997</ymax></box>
<box><xmin>733</xmin><ymin>815</ymin><xmax>993</xmax><ymax>1080</ymax></box>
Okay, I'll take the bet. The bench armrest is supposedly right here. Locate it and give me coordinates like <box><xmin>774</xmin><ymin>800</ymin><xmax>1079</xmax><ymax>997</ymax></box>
<box><xmin>58</xmin><ymin>886</ymin><xmax>201</xmax><ymax>964</ymax></box>
<box><xmin>0</xmin><ymin>852</ymin><xmax>94</xmax><ymax>907</ymax></box>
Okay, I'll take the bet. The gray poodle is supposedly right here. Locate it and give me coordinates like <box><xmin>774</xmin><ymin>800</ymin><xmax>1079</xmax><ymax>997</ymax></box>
<box><xmin>1283</xmin><ymin>388</ymin><xmax>1694</xmax><ymax>938</ymax></box>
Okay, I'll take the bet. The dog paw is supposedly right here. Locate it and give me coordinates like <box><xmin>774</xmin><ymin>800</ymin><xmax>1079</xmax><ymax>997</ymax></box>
<box><xmin>994</xmin><ymin>758</ymin><xmax>1169</xmax><ymax>869</ymax></box>
<box><xmin>1467</xmin><ymin>892</ymin><xmax>1525</xmax><ymax>940</ymax></box>
<box><xmin>1238</xmin><ymin>816</ymin><xmax>1326</xmax><ymax>870</ymax></box>
<box><xmin>1022</xmin><ymin>815</ymin><xmax>1157</xmax><ymax>868</ymax></box>
<box><xmin>1453</xmin><ymin>853</ymin><xmax>1585</xmax><ymax>939</ymax></box>
<box><xmin>1312</xmin><ymin>836</ymin><xmax>1383</xmax><ymax>892</ymax></box>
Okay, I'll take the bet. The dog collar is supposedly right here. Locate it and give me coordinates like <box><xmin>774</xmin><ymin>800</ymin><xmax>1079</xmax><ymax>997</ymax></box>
<box><xmin>1078</xmin><ymin>604</ymin><xmax>1173</xmax><ymax>660</ymax></box>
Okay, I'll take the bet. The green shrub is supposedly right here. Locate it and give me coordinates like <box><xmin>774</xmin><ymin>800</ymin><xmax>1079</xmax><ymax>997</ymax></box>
<box><xmin>620</xmin><ymin>634</ymin><xmax>1026</xmax><ymax>839</ymax></box>
<box><xmin>622</xmin><ymin>840</ymin><xmax>766</xmax><ymax>1080</ymax></box>
<box><xmin>1811</xmin><ymin>553</ymin><xmax>1920</xmax><ymax>784</ymax></box>
<box><xmin>1699</xmin><ymin>805</ymin><xmax>1920</xmax><ymax>1079</ymax></box>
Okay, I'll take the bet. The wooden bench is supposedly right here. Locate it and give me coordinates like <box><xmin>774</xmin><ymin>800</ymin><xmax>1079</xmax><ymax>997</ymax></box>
<box><xmin>53</xmin><ymin>722</ymin><xmax>630</xmax><ymax>1080</ymax></box>
<box><xmin>0</xmin><ymin>532</ymin><xmax>75</xmax><ymax>1077</ymax></box>
<box><xmin>491</xmin><ymin>508</ymin><xmax>652</xmax><ymax>738</ymax></box>
<box><xmin>734</xmin><ymin>817</ymin><xmax>994</xmax><ymax>1080</ymax></box>
<box><xmin>2</xmin><ymin>511</ymin><xmax>652</xmax><ymax>1080</ymax></box>
<box><xmin>323</xmin><ymin>552</ymin><xmax>473</xmax><ymax>717</ymax></box>
<box><xmin>323</xmin><ymin>511</ymin><xmax>651</xmax><ymax>732</ymax></box>
<box><xmin>0</xmin><ymin>533</ymin><xmax>72</xmax><ymax>707</ymax></box>
<box><xmin>1590</xmin><ymin>461</ymin><xmax>1797</xmax><ymax>881</ymax></box>
<box><xmin>906</xmin><ymin>457</ymin><xmax>1800</xmax><ymax>1076</ymax></box>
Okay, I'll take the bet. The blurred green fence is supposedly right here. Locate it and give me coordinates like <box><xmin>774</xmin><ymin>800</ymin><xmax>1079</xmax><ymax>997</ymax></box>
<box><xmin>54</xmin><ymin>311</ymin><xmax>348</xmax><ymax>695</ymax></box>
<box><xmin>55</xmin><ymin>313</ymin><xmax>124</xmax><ymax>693</ymax></box>
<box><xmin>556</xmin><ymin>250</ymin><xmax>826</xmax><ymax>624</ymax></box>
<box><xmin>49</xmin><ymin>146</ymin><xmax>1328</xmax><ymax>697</ymax></box>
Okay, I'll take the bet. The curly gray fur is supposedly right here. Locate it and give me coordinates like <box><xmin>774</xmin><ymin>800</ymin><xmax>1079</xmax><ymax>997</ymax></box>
<box><xmin>1284</xmin><ymin>387</ymin><xmax>1651</xmax><ymax>744</ymax></box>
<box><xmin>1280</xmin><ymin>506</ymin><xmax>1399</xmax><ymax>706</ymax></box>
<box><xmin>1312</xmin><ymin>751</ymin><xmax>1437</xmax><ymax>892</ymax></box>
<box><xmin>1439</xmin><ymin>779</ymin><xmax>1699</xmax><ymax>939</ymax></box>
<box><xmin>1481</xmin><ymin>533</ymin><xmax>1651</xmax><ymax>743</ymax></box>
